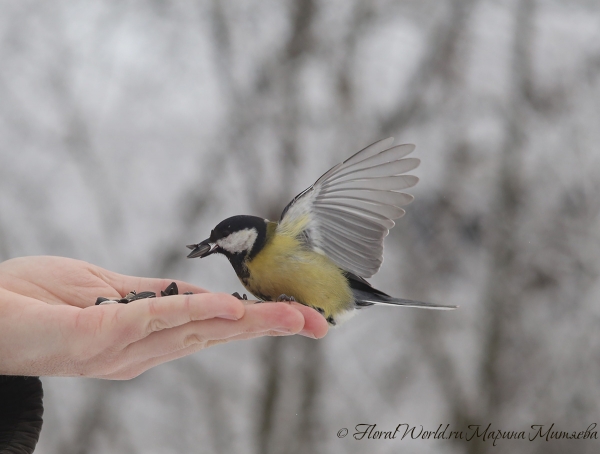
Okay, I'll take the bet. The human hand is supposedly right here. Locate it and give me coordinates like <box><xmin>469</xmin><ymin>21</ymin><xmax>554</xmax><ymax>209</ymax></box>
<box><xmin>0</xmin><ymin>256</ymin><xmax>328</xmax><ymax>379</ymax></box>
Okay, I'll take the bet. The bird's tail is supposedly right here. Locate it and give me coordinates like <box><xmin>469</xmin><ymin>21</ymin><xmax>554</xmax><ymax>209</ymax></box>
<box><xmin>352</xmin><ymin>289</ymin><xmax>457</xmax><ymax>310</ymax></box>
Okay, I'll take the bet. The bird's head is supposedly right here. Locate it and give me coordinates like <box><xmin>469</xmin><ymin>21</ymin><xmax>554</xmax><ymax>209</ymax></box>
<box><xmin>186</xmin><ymin>215</ymin><xmax>268</xmax><ymax>261</ymax></box>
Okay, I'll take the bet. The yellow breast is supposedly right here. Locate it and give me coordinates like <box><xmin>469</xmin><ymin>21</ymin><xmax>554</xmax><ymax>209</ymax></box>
<box><xmin>244</xmin><ymin>227</ymin><xmax>353</xmax><ymax>319</ymax></box>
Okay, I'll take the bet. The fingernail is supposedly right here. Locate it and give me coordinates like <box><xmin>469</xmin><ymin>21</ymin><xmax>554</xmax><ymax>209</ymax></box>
<box><xmin>300</xmin><ymin>330</ymin><xmax>318</xmax><ymax>339</ymax></box>
<box><xmin>219</xmin><ymin>313</ymin><xmax>240</xmax><ymax>320</ymax></box>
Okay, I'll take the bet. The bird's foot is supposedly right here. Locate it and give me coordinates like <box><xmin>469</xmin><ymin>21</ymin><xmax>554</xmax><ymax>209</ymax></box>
<box><xmin>326</xmin><ymin>316</ymin><xmax>336</xmax><ymax>326</ymax></box>
<box><xmin>232</xmin><ymin>292</ymin><xmax>248</xmax><ymax>300</ymax></box>
<box><xmin>276</xmin><ymin>294</ymin><xmax>296</xmax><ymax>303</ymax></box>
<box><xmin>311</xmin><ymin>306</ymin><xmax>325</xmax><ymax>315</ymax></box>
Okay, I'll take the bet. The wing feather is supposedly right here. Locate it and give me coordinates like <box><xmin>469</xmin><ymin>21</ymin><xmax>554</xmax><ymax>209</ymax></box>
<box><xmin>320</xmin><ymin>244</ymin><xmax>378</xmax><ymax>276</ymax></box>
<box><xmin>317</xmin><ymin>210</ymin><xmax>386</xmax><ymax>234</ymax></box>
<box><xmin>324</xmin><ymin>175</ymin><xmax>418</xmax><ymax>192</ymax></box>
<box><xmin>319</xmin><ymin>225</ymin><xmax>382</xmax><ymax>256</ymax></box>
<box><xmin>318</xmin><ymin>218</ymin><xmax>382</xmax><ymax>242</ymax></box>
<box><xmin>326</xmin><ymin>158</ymin><xmax>420</xmax><ymax>184</ymax></box>
<box><xmin>317</xmin><ymin>189</ymin><xmax>414</xmax><ymax>207</ymax></box>
<box><xmin>316</xmin><ymin>199</ymin><xmax>405</xmax><ymax>220</ymax></box>
<box><xmin>330</xmin><ymin>144</ymin><xmax>416</xmax><ymax>174</ymax></box>
<box><xmin>278</xmin><ymin>138</ymin><xmax>419</xmax><ymax>278</ymax></box>
<box><xmin>315</xmin><ymin>203</ymin><xmax>396</xmax><ymax>228</ymax></box>
<box><xmin>330</xmin><ymin>137</ymin><xmax>395</xmax><ymax>169</ymax></box>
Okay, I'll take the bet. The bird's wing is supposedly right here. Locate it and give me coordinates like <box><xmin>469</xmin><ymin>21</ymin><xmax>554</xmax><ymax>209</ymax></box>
<box><xmin>278</xmin><ymin>138</ymin><xmax>419</xmax><ymax>278</ymax></box>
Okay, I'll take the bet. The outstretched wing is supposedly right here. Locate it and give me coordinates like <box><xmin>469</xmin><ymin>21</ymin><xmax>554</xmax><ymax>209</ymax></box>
<box><xmin>278</xmin><ymin>138</ymin><xmax>419</xmax><ymax>278</ymax></box>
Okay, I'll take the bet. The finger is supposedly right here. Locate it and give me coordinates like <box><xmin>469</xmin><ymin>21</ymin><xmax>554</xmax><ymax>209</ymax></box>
<box><xmin>119</xmin><ymin>302</ymin><xmax>305</xmax><ymax>362</ymax></box>
<box><xmin>235</xmin><ymin>301</ymin><xmax>328</xmax><ymax>338</ymax></box>
<box><xmin>112</xmin><ymin>293</ymin><xmax>246</xmax><ymax>344</ymax></box>
<box><xmin>106</xmin><ymin>304</ymin><xmax>321</xmax><ymax>379</ymax></box>
<box><xmin>101</xmin><ymin>330</ymin><xmax>291</xmax><ymax>380</ymax></box>
<box><xmin>287</xmin><ymin>303</ymin><xmax>329</xmax><ymax>339</ymax></box>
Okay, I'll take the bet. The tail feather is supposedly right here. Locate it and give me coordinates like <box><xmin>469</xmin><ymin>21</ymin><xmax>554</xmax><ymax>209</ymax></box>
<box><xmin>352</xmin><ymin>289</ymin><xmax>457</xmax><ymax>310</ymax></box>
<box><xmin>344</xmin><ymin>271</ymin><xmax>457</xmax><ymax>310</ymax></box>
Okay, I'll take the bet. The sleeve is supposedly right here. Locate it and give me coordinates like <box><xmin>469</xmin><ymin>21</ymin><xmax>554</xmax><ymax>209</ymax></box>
<box><xmin>0</xmin><ymin>376</ymin><xmax>44</xmax><ymax>454</ymax></box>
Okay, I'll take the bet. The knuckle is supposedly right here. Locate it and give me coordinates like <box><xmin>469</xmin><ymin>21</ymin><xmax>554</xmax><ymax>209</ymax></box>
<box><xmin>205</xmin><ymin>338</ymin><xmax>228</xmax><ymax>348</ymax></box>
<box><xmin>145</xmin><ymin>298</ymin><xmax>172</xmax><ymax>334</ymax></box>
<box><xmin>148</xmin><ymin>317</ymin><xmax>169</xmax><ymax>333</ymax></box>
<box><xmin>183</xmin><ymin>333</ymin><xmax>205</xmax><ymax>348</ymax></box>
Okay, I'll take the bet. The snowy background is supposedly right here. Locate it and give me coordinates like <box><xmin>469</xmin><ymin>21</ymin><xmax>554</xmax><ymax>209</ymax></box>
<box><xmin>1</xmin><ymin>0</ymin><xmax>600</xmax><ymax>453</ymax></box>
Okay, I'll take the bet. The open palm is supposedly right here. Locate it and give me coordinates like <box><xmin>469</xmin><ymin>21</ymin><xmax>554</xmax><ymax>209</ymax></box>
<box><xmin>0</xmin><ymin>256</ymin><xmax>327</xmax><ymax>379</ymax></box>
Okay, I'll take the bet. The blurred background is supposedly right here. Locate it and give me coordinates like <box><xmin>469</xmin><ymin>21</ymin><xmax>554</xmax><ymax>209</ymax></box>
<box><xmin>1</xmin><ymin>0</ymin><xmax>600</xmax><ymax>453</ymax></box>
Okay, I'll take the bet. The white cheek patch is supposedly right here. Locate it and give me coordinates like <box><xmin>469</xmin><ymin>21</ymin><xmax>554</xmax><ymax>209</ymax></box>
<box><xmin>217</xmin><ymin>228</ymin><xmax>258</xmax><ymax>254</ymax></box>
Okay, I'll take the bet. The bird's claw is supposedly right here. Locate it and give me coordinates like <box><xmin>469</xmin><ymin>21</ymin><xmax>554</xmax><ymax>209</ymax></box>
<box><xmin>232</xmin><ymin>292</ymin><xmax>248</xmax><ymax>300</ymax></box>
<box><xmin>276</xmin><ymin>294</ymin><xmax>296</xmax><ymax>302</ymax></box>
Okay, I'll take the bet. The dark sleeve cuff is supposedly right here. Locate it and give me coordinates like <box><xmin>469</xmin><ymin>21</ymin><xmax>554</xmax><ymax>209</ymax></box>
<box><xmin>0</xmin><ymin>376</ymin><xmax>44</xmax><ymax>454</ymax></box>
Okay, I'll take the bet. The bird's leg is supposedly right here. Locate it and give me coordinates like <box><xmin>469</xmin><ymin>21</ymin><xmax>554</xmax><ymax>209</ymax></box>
<box><xmin>326</xmin><ymin>316</ymin><xmax>336</xmax><ymax>326</ymax></box>
<box><xmin>232</xmin><ymin>292</ymin><xmax>248</xmax><ymax>300</ymax></box>
<box><xmin>276</xmin><ymin>294</ymin><xmax>296</xmax><ymax>303</ymax></box>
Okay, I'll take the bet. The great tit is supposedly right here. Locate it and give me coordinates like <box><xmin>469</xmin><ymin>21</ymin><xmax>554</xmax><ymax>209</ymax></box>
<box><xmin>186</xmin><ymin>138</ymin><xmax>456</xmax><ymax>325</ymax></box>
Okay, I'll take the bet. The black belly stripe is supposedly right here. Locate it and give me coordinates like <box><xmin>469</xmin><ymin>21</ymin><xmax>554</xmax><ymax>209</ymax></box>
<box><xmin>229</xmin><ymin>254</ymin><xmax>250</xmax><ymax>281</ymax></box>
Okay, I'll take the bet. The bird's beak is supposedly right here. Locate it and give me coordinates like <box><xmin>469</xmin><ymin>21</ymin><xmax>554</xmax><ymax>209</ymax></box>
<box><xmin>186</xmin><ymin>239</ymin><xmax>218</xmax><ymax>258</ymax></box>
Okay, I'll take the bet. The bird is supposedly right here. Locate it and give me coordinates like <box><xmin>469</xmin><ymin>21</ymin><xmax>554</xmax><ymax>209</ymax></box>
<box><xmin>186</xmin><ymin>138</ymin><xmax>456</xmax><ymax>326</ymax></box>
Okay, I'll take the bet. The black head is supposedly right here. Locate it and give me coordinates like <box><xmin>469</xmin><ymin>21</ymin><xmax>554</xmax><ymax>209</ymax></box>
<box><xmin>186</xmin><ymin>215</ymin><xmax>268</xmax><ymax>261</ymax></box>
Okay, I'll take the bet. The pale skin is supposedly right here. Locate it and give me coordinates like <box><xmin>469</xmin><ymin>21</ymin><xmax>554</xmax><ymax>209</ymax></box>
<box><xmin>0</xmin><ymin>256</ymin><xmax>328</xmax><ymax>379</ymax></box>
